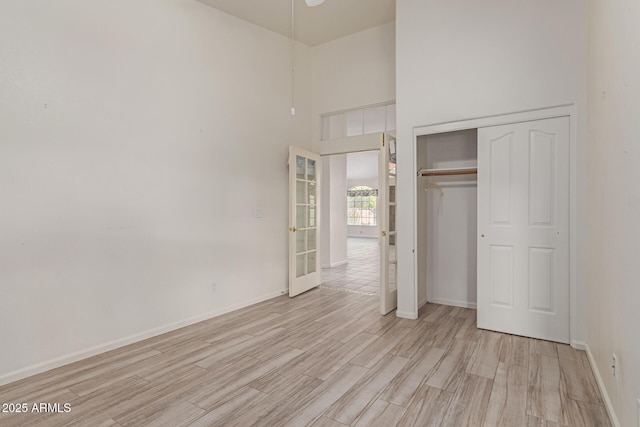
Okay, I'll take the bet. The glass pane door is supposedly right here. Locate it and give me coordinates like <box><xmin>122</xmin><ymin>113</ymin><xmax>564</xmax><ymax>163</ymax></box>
<box><xmin>289</xmin><ymin>147</ymin><xmax>322</xmax><ymax>297</ymax></box>
<box><xmin>380</xmin><ymin>133</ymin><xmax>398</xmax><ymax>314</ymax></box>
<box><xmin>295</xmin><ymin>156</ymin><xmax>318</xmax><ymax>277</ymax></box>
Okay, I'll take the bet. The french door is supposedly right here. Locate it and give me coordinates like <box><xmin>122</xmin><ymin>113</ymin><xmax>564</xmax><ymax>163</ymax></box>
<box><xmin>288</xmin><ymin>146</ymin><xmax>322</xmax><ymax>297</ymax></box>
<box><xmin>477</xmin><ymin>117</ymin><xmax>570</xmax><ymax>343</ymax></box>
<box><xmin>379</xmin><ymin>133</ymin><xmax>398</xmax><ymax>315</ymax></box>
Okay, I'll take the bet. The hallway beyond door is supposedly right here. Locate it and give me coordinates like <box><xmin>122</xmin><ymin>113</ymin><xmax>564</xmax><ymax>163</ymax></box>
<box><xmin>321</xmin><ymin>237</ymin><xmax>380</xmax><ymax>295</ymax></box>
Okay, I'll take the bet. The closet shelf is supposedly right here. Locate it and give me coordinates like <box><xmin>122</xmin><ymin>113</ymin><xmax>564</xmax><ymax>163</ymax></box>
<box><xmin>418</xmin><ymin>167</ymin><xmax>477</xmax><ymax>177</ymax></box>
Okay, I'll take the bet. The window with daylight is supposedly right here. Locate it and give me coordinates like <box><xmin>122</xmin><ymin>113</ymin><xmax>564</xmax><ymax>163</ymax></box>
<box><xmin>347</xmin><ymin>186</ymin><xmax>378</xmax><ymax>226</ymax></box>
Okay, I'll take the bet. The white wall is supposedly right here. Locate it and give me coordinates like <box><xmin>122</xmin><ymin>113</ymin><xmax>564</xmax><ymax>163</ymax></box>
<box><xmin>396</xmin><ymin>0</ymin><xmax>588</xmax><ymax>329</ymax></box>
<box><xmin>347</xmin><ymin>178</ymin><xmax>379</xmax><ymax>238</ymax></box>
<box><xmin>587</xmin><ymin>0</ymin><xmax>640</xmax><ymax>425</ymax></box>
<box><xmin>0</xmin><ymin>0</ymin><xmax>312</xmax><ymax>384</ymax></box>
<box><xmin>417</xmin><ymin>130</ymin><xmax>477</xmax><ymax>309</ymax></box>
<box><xmin>311</xmin><ymin>22</ymin><xmax>395</xmax><ymax>150</ymax></box>
<box><xmin>321</xmin><ymin>155</ymin><xmax>348</xmax><ymax>267</ymax></box>
<box><xmin>347</xmin><ymin>225</ymin><xmax>378</xmax><ymax>238</ymax></box>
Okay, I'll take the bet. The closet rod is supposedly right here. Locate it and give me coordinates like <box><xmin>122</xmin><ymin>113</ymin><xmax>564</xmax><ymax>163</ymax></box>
<box><xmin>418</xmin><ymin>167</ymin><xmax>477</xmax><ymax>177</ymax></box>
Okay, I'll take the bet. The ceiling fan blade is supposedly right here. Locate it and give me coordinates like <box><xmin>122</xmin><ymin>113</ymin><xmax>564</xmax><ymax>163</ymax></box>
<box><xmin>305</xmin><ymin>0</ymin><xmax>325</xmax><ymax>6</ymax></box>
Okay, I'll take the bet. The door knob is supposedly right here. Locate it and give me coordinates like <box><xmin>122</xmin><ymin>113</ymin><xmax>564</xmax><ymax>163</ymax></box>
<box><xmin>290</xmin><ymin>227</ymin><xmax>297</xmax><ymax>232</ymax></box>
<box><xmin>381</xmin><ymin>231</ymin><xmax>387</xmax><ymax>237</ymax></box>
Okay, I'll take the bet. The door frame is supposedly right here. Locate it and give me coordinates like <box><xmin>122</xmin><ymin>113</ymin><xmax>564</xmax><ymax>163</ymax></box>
<box><xmin>314</xmin><ymin>132</ymin><xmax>387</xmax><ymax>309</ymax></box>
<box><xmin>412</xmin><ymin>104</ymin><xmax>579</xmax><ymax>347</ymax></box>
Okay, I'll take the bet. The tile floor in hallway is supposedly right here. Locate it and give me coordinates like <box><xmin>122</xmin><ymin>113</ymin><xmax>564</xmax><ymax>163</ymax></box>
<box><xmin>321</xmin><ymin>237</ymin><xmax>380</xmax><ymax>295</ymax></box>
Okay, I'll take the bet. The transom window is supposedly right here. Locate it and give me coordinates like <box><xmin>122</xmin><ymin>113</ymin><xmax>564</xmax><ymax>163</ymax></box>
<box><xmin>321</xmin><ymin>102</ymin><xmax>396</xmax><ymax>141</ymax></box>
<box><xmin>347</xmin><ymin>186</ymin><xmax>378</xmax><ymax>226</ymax></box>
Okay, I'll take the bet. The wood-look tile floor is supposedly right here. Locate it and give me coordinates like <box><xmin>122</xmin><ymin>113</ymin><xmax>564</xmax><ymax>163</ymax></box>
<box><xmin>322</xmin><ymin>237</ymin><xmax>380</xmax><ymax>295</ymax></box>
<box><xmin>0</xmin><ymin>289</ymin><xmax>611</xmax><ymax>427</ymax></box>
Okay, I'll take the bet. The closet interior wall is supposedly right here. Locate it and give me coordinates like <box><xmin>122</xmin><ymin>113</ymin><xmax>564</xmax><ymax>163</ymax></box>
<box><xmin>417</xmin><ymin>129</ymin><xmax>478</xmax><ymax>309</ymax></box>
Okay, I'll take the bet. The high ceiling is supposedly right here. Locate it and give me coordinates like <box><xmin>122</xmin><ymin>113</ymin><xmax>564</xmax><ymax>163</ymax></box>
<box><xmin>196</xmin><ymin>0</ymin><xmax>396</xmax><ymax>46</ymax></box>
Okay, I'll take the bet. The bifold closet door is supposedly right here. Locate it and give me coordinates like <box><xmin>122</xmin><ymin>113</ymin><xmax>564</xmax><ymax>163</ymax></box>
<box><xmin>477</xmin><ymin>117</ymin><xmax>570</xmax><ymax>343</ymax></box>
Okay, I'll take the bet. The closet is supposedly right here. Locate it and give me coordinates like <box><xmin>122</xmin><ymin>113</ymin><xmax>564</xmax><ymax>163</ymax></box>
<box><xmin>416</xmin><ymin>116</ymin><xmax>570</xmax><ymax>343</ymax></box>
<box><xmin>416</xmin><ymin>129</ymin><xmax>478</xmax><ymax>310</ymax></box>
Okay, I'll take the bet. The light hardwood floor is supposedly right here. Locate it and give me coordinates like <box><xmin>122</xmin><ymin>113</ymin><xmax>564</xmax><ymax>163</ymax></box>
<box><xmin>0</xmin><ymin>289</ymin><xmax>611</xmax><ymax>426</ymax></box>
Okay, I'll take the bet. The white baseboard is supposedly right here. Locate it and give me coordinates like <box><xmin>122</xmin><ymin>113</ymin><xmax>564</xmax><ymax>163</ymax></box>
<box><xmin>396</xmin><ymin>310</ymin><xmax>418</xmax><ymax>320</ymax></box>
<box><xmin>0</xmin><ymin>289</ymin><xmax>286</xmax><ymax>387</ymax></box>
<box><xmin>418</xmin><ymin>297</ymin><xmax>428</xmax><ymax>310</ymax></box>
<box><xmin>346</xmin><ymin>235</ymin><xmax>378</xmax><ymax>239</ymax></box>
<box><xmin>571</xmin><ymin>340</ymin><xmax>586</xmax><ymax>350</ymax></box>
<box><xmin>584</xmin><ymin>344</ymin><xmax>620</xmax><ymax>427</ymax></box>
<box><xmin>428</xmin><ymin>297</ymin><xmax>477</xmax><ymax>309</ymax></box>
<box><xmin>321</xmin><ymin>260</ymin><xmax>348</xmax><ymax>269</ymax></box>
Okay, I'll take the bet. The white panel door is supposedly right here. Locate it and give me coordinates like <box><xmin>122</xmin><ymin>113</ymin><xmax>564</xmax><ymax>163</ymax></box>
<box><xmin>477</xmin><ymin>117</ymin><xmax>570</xmax><ymax>343</ymax></box>
<box><xmin>289</xmin><ymin>146</ymin><xmax>321</xmax><ymax>297</ymax></box>
<box><xmin>379</xmin><ymin>133</ymin><xmax>398</xmax><ymax>315</ymax></box>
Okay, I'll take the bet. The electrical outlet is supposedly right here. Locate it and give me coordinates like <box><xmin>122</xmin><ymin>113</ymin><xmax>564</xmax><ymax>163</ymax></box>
<box><xmin>254</xmin><ymin>208</ymin><xmax>264</xmax><ymax>218</ymax></box>
<box><xmin>611</xmin><ymin>354</ymin><xmax>617</xmax><ymax>377</ymax></box>
<box><xmin>211</xmin><ymin>282</ymin><xmax>217</xmax><ymax>294</ymax></box>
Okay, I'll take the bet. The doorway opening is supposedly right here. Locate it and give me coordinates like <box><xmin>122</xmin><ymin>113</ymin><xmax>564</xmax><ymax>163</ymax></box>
<box><xmin>320</xmin><ymin>151</ymin><xmax>380</xmax><ymax>295</ymax></box>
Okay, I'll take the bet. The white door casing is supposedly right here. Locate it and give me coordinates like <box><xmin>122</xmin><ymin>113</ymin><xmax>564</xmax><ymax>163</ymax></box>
<box><xmin>477</xmin><ymin>117</ymin><xmax>570</xmax><ymax>343</ymax></box>
<box><xmin>289</xmin><ymin>146</ymin><xmax>322</xmax><ymax>297</ymax></box>
<box><xmin>380</xmin><ymin>133</ymin><xmax>398</xmax><ymax>314</ymax></box>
